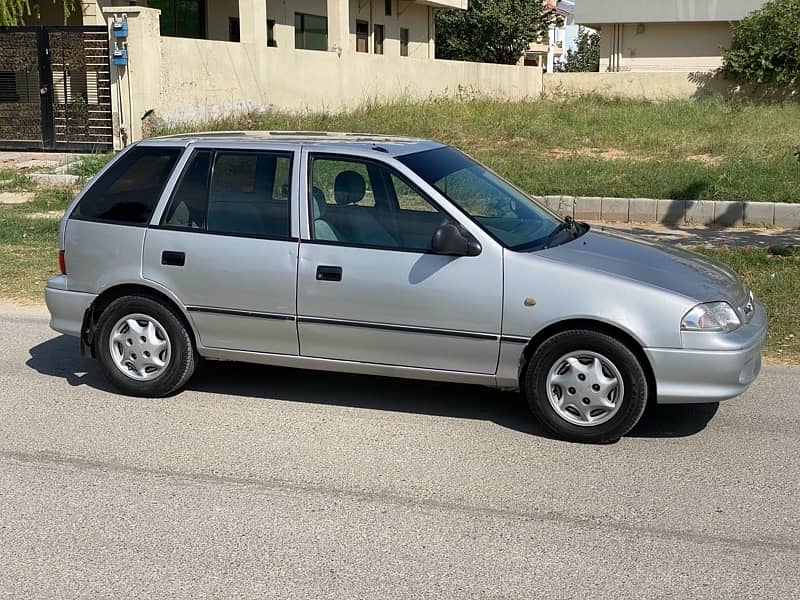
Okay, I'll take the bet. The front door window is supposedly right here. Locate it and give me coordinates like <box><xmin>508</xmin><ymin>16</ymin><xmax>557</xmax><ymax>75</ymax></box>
<box><xmin>309</xmin><ymin>155</ymin><xmax>450</xmax><ymax>251</ymax></box>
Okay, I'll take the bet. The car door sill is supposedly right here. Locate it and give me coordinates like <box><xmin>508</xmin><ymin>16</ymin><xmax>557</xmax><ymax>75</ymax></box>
<box><xmin>199</xmin><ymin>345</ymin><xmax>498</xmax><ymax>387</ymax></box>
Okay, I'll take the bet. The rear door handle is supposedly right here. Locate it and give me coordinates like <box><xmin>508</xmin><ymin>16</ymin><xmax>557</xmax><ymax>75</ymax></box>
<box><xmin>316</xmin><ymin>265</ymin><xmax>342</xmax><ymax>282</ymax></box>
<box><xmin>161</xmin><ymin>250</ymin><xmax>185</xmax><ymax>267</ymax></box>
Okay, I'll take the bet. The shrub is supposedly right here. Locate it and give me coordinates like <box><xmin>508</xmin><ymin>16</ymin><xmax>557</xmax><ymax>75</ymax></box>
<box><xmin>721</xmin><ymin>0</ymin><xmax>800</xmax><ymax>85</ymax></box>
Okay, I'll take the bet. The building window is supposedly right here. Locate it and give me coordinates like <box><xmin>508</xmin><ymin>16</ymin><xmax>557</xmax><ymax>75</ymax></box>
<box><xmin>228</xmin><ymin>17</ymin><xmax>240</xmax><ymax>42</ymax></box>
<box><xmin>356</xmin><ymin>20</ymin><xmax>369</xmax><ymax>53</ymax></box>
<box><xmin>374</xmin><ymin>24</ymin><xmax>384</xmax><ymax>55</ymax></box>
<box><xmin>295</xmin><ymin>13</ymin><xmax>328</xmax><ymax>51</ymax></box>
<box><xmin>148</xmin><ymin>0</ymin><xmax>205</xmax><ymax>39</ymax></box>
<box><xmin>400</xmin><ymin>27</ymin><xmax>409</xmax><ymax>57</ymax></box>
<box><xmin>385</xmin><ymin>0</ymin><xmax>392</xmax><ymax>16</ymax></box>
<box><xmin>267</xmin><ymin>19</ymin><xmax>277</xmax><ymax>47</ymax></box>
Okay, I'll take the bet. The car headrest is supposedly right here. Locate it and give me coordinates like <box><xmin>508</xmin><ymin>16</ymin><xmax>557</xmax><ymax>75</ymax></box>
<box><xmin>334</xmin><ymin>170</ymin><xmax>366</xmax><ymax>206</ymax></box>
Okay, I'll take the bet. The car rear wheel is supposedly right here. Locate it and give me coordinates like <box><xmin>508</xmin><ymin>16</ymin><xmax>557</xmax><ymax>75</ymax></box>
<box><xmin>95</xmin><ymin>295</ymin><xmax>197</xmax><ymax>397</ymax></box>
<box><xmin>524</xmin><ymin>329</ymin><xmax>649</xmax><ymax>443</ymax></box>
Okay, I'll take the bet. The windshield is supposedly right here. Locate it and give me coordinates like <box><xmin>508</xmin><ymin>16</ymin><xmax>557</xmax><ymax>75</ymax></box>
<box><xmin>398</xmin><ymin>146</ymin><xmax>567</xmax><ymax>251</ymax></box>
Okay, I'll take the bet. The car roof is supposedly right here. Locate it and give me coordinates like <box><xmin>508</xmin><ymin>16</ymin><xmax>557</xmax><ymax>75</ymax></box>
<box><xmin>142</xmin><ymin>131</ymin><xmax>445</xmax><ymax>157</ymax></box>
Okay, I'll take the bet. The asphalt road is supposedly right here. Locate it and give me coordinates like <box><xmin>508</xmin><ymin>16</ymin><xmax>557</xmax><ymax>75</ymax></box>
<box><xmin>1</xmin><ymin>306</ymin><xmax>798</xmax><ymax>599</ymax></box>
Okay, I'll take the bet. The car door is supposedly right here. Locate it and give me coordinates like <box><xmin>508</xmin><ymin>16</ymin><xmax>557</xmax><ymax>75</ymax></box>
<box><xmin>143</xmin><ymin>146</ymin><xmax>299</xmax><ymax>355</ymax></box>
<box><xmin>297</xmin><ymin>151</ymin><xmax>503</xmax><ymax>374</ymax></box>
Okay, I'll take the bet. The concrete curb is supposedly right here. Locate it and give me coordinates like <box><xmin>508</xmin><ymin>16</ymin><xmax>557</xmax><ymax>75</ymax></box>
<box><xmin>542</xmin><ymin>196</ymin><xmax>800</xmax><ymax>229</ymax></box>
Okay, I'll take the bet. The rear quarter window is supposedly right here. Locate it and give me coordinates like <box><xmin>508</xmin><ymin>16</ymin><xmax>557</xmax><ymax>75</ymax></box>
<box><xmin>72</xmin><ymin>146</ymin><xmax>182</xmax><ymax>225</ymax></box>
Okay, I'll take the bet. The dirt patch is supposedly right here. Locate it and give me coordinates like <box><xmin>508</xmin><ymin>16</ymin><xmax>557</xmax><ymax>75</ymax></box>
<box><xmin>26</xmin><ymin>211</ymin><xmax>62</xmax><ymax>219</ymax></box>
<box><xmin>0</xmin><ymin>192</ymin><xmax>35</xmax><ymax>204</ymax></box>
<box><xmin>475</xmin><ymin>142</ymin><xmax>727</xmax><ymax>166</ymax></box>
<box><xmin>686</xmin><ymin>153</ymin><xmax>725</xmax><ymax>166</ymax></box>
<box><xmin>538</xmin><ymin>147</ymin><xmax>640</xmax><ymax>161</ymax></box>
<box><xmin>0</xmin><ymin>151</ymin><xmax>73</xmax><ymax>170</ymax></box>
<box><xmin>764</xmin><ymin>353</ymin><xmax>800</xmax><ymax>367</ymax></box>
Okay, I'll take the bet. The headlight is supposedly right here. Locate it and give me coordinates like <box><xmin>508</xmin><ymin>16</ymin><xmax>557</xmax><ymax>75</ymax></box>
<box><xmin>681</xmin><ymin>302</ymin><xmax>742</xmax><ymax>332</ymax></box>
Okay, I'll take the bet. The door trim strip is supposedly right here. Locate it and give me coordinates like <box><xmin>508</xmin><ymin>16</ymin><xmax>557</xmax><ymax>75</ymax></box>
<box><xmin>297</xmin><ymin>315</ymin><xmax>499</xmax><ymax>341</ymax></box>
<box><xmin>186</xmin><ymin>306</ymin><xmax>296</xmax><ymax>321</ymax></box>
<box><xmin>187</xmin><ymin>308</ymin><xmax>513</xmax><ymax>342</ymax></box>
<box><xmin>500</xmin><ymin>335</ymin><xmax>529</xmax><ymax>344</ymax></box>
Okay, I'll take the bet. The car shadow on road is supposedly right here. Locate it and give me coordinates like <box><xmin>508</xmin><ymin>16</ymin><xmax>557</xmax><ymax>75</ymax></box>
<box><xmin>28</xmin><ymin>335</ymin><xmax>719</xmax><ymax>441</ymax></box>
<box><xmin>26</xmin><ymin>334</ymin><xmax>118</xmax><ymax>393</ymax></box>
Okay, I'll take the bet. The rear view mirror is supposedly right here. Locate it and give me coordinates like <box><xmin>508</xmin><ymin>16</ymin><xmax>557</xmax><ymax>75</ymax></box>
<box><xmin>431</xmin><ymin>223</ymin><xmax>482</xmax><ymax>257</ymax></box>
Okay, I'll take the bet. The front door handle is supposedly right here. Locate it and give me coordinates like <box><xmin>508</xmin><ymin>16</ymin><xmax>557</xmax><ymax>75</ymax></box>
<box><xmin>162</xmin><ymin>250</ymin><xmax>185</xmax><ymax>266</ymax></box>
<box><xmin>316</xmin><ymin>265</ymin><xmax>342</xmax><ymax>282</ymax></box>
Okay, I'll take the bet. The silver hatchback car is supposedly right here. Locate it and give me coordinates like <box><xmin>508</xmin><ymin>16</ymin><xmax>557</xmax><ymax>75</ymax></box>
<box><xmin>45</xmin><ymin>133</ymin><xmax>767</xmax><ymax>442</ymax></box>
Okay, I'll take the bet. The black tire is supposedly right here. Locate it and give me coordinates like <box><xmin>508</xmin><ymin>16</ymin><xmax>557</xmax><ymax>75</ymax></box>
<box><xmin>523</xmin><ymin>329</ymin><xmax>649</xmax><ymax>443</ymax></box>
<box><xmin>95</xmin><ymin>295</ymin><xmax>197</xmax><ymax>397</ymax></box>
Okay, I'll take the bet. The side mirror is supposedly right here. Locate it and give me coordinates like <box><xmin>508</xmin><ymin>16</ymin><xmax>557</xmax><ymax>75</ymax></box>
<box><xmin>431</xmin><ymin>223</ymin><xmax>482</xmax><ymax>257</ymax></box>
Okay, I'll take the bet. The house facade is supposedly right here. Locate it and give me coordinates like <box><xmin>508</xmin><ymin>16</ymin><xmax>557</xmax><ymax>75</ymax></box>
<box><xmin>1</xmin><ymin>0</ymin><xmax>546</xmax><ymax>151</ymax></box>
<box><xmin>575</xmin><ymin>0</ymin><xmax>767</xmax><ymax>72</ymax></box>
<box><xmin>522</xmin><ymin>0</ymin><xmax>574</xmax><ymax>73</ymax></box>
<box><xmin>82</xmin><ymin>0</ymin><xmax>460</xmax><ymax>59</ymax></box>
<box><xmin>61</xmin><ymin>0</ymin><xmax>537</xmax><ymax>148</ymax></box>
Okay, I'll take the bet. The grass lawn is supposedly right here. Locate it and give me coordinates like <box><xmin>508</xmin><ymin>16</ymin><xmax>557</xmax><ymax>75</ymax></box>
<box><xmin>44</xmin><ymin>97</ymin><xmax>800</xmax><ymax>202</ymax></box>
<box><xmin>0</xmin><ymin>188</ymin><xmax>72</xmax><ymax>302</ymax></box>
<box><xmin>0</xmin><ymin>169</ymin><xmax>36</xmax><ymax>192</ymax></box>
<box><xmin>694</xmin><ymin>248</ymin><xmax>799</xmax><ymax>363</ymax></box>
<box><xmin>151</xmin><ymin>96</ymin><xmax>800</xmax><ymax>203</ymax></box>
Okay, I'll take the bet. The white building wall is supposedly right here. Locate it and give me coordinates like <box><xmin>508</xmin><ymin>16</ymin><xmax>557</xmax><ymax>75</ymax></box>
<box><xmin>103</xmin><ymin>6</ymin><xmax>542</xmax><ymax>147</ymax></box>
<box><xmin>157</xmin><ymin>36</ymin><xmax>542</xmax><ymax>121</ymax></box>
<box><xmin>599</xmin><ymin>21</ymin><xmax>733</xmax><ymax>72</ymax></box>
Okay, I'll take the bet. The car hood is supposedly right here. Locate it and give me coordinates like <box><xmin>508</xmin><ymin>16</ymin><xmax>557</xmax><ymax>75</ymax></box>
<box><xmin>539</xmin><ymin>228</ymin><xmax>746</xmax><ymax>304</ymax></box>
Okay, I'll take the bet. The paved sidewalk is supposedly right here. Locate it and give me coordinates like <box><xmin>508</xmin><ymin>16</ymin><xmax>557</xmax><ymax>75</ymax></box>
<box><xmin>0</xmin><ymin>151</ymin><xmax>75</xmax><ymax>171</ymax></box>
<box><xmin>594</xmin><ymin>222</ymin><xmax>800</xmax><ymax>249</ymax></box>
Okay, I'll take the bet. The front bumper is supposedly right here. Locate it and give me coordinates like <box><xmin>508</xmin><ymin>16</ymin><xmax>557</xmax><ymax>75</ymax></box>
<box><xmin>44</xmin><ymin>277</ymin><xmax>96</xmax><ymax>337</ymax></box>
<box><xmin>645</xmin><ymin>301</ymin><xmax>768</xmax><ymax>404</ymax></box>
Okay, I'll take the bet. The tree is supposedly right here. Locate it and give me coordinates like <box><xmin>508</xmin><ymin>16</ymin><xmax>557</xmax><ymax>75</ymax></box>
<box><xmin>0</xmin><ymin>0</ymin><xmax>82</xmax><ymax>26</ymax></box>
<box><xmin>558</xmin><ymin>27</ymin><xmax>599</xmax><ymax>72</ymax></box>
<box><xmin>721</xmin><ymin>0</ymin><xmax>800</xmax><ymax>85</ymax></box>
<box><xmin>435</xmin><ymin>0</ymin><xmax>552</xmax><ymax>65</ymax></box>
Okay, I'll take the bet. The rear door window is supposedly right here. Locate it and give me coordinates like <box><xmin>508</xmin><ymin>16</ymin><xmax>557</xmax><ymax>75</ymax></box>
<box><xmin>206</xmin><ymin>151</ymin><xmax>292</xmax><ymax>238</ymax></box>
<box><xmin>162</xmin><ymin>150</ymin><xmax>211</xmax><ymax>229</ymax></box>
<box><xmin>72</xmin><ymin>146</ymin><xmax>182</xmax><ymax>225</ymax></box>
<box><xmin>161</xmin><ymin>149</ymin><xmax>293</xmax><ymax>239</ymax></box>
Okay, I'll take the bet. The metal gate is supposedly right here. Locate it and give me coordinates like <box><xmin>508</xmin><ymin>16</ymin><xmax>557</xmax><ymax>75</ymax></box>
<box><xmin>0</xmin><ymin>26</ymin><xmax>113</xmax><ymax>151</ymax></box>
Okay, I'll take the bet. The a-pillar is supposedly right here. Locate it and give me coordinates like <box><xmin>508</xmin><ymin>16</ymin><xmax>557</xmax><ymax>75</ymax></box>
<box><xmin>326</xmin><ymin>0</ymin><xmax>351</xmax><ymax>55</ymax></box>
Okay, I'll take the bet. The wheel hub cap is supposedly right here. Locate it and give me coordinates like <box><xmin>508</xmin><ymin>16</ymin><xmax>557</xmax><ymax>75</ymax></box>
<box><xmin>546</xmin><ymin>351</ymin><xmax>624</xmax><ymax>427</ymax></box>
<box><xmin>109</xmin><ymin>313</ymin><xmax>171</xmax><ymax>381</ymax></box>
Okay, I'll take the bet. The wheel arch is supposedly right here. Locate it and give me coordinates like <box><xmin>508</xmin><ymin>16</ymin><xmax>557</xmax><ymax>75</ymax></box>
<box><xmin>84</xmin><ymin>282</ymin><xmax>199</xmax><ymax>355</ymax></box>
<box><xmin>517</xmin><ymin>318</ymin><xmax>656</xmax><ymax>400</ymax></box>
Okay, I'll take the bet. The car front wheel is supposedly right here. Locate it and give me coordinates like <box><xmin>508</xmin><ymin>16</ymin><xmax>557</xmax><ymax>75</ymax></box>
<box><xmin>524</xmin><ymin>329</ymin><xmax>650</xmax><ymax>443</ymax></box>
<box><xmin>95</xmin><ymin>295</ymin><xmax>197</xmax><ymax>397</ymax></box>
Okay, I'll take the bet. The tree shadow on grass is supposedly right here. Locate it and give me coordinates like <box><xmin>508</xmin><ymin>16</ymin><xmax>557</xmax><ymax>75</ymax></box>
<box><xmin>669</xmin><ymin>181</ymin><xmax>709</xmax><ymax>202</ymax></box>
<box><xmin>27</xmin><ymin>334</ymin><xmax>720</xmax><ymax>441</ymax></box>
<box><xmin>689</xmin><ymin>71</ymin><xmax>799</xmax><ymax>103</ymax></box>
